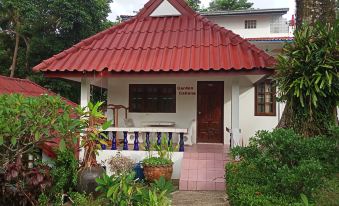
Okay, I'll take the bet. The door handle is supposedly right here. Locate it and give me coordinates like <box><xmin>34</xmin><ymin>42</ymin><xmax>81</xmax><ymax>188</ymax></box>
<box><xmin>198</xmin><ymin>112</ymin><xmax>202</xmax><ymax>115</ymax></box>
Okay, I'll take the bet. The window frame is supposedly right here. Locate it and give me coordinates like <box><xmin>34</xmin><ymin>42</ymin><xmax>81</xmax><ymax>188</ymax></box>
<box><xmin>129</xmin><ymin>84</ymin><xmax>176</xmax><ymax>113</ymax></box>
<box><xmin>245</xmin><ymin>20</ymin><xmax>257</xmax><ymax>29</ymax></box>
<box><xmin>254</xmin><ymin>80</ymin><xmax>276</xmax><ymax>116</ymax></box>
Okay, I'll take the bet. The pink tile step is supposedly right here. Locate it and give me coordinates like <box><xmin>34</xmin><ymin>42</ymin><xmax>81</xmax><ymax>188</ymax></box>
<box><xmin>179</xmin><ymin>180</ymin><xmax>188</xmax><ymax>190</ymax></box>
<box><xmin>187</xmin><ymin>181</ymin><xmax>197</xmax><ymax>190</ymax></box>
<box><xmin>181</xmin><ymin>169</ymin><xmax>189</xmax><ymax>180</ymax></box>
<box><xmin>189</xmin><ymin>160</ymin><xmax>199</xmax><ymax>169</ymax></box>
<box><xmin>215</xmin><ymin>182</ymin><xmax>226</xmax><ymax>190</ymax></box>
<box><xmin>180</xmin><ymin>144</ymin><xmax>230</xmax><ymax>191</ymax></box>
<box><xmin>188</xmin><ymin>169</ymin><xmax>198</xmax><ymax>180</ymax></box>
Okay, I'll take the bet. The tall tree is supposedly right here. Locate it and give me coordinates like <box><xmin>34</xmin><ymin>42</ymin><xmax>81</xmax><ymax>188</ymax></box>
<box><xmin>0</xmin><ymin>0</ymin><xmax>113</xmax><ymax>103</ymax></box>
<box><xmin>208</xmin><ymin>0</ymin><xmax>253</xmax><ymax>11</ymax></box>
<box><xmin>186</xmin><ymin>0</ymin><xmax>201</xmax><ymax>11</ymax></box>
<box><xmin>276</xmin><ymin>0</ymin><xmax>338</xmax><ymax>135</ymax></box>
<box><xmin>0</xmin><ymin>0</ymin><xmax>36</xmax><ymax>77</ymax></box>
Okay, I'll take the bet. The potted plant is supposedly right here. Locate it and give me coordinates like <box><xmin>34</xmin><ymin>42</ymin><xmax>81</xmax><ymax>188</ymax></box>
<box><xmin>77</xmin><ymin>102</ymin><xmax>112</xmax><ymax>194</ymax></box>
<box><xmin>142</xmin><ymin>135</ymin><xmax>176</xmax><ymax>182</ymax></box>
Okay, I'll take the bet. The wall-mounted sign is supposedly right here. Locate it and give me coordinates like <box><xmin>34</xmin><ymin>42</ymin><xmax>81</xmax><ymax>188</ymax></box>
<box><xmin>177</xmin><ymin>86</ymin><xmax>196</xmax><ymax>96</ymax></box>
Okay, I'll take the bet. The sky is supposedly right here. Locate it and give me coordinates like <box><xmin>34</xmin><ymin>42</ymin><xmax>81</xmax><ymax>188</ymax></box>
<box><xmin>108</xmin><ymin>0</ymin><xmax>296</xmax><ymax>21</ymax></box>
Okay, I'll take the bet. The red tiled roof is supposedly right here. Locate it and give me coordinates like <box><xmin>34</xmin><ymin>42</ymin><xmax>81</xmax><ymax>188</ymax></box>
<box><xmin>0</xmin><ymin>75</ymin><xmax>77</xmax><ymax>106</ymax></box>
<box><xmin>246</xmin><ymin>37</ymin><xmax>294</xmax><ymax>41</ymax></box>
<box><xmin>33</xmin><ymin>0</ymin><xmax>276</xmax><ymax>73</ymax></box>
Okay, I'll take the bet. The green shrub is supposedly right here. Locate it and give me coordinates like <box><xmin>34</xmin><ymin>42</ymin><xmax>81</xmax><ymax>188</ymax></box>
<box><xmin>69</xmin><ymin>192</ymin><xmax>109</xmax><ymax>206</ymax></box>
<box><xmin>0</xmin><ymin>94</ymin><xmax>82</xmax><ymax>205</ymax></box>
<box><xmin>49</xmin><ymin>150</ymin><xmax>79</xmax><ymax>200</ymax></box>
<box><xmin>226</xmin><ymin>128</ymin><xmax>339</xmax><ymax>205</ymax></box>
<box><xmin>313</xmin><ymin>174</ymin><xmax>339</xmax><ymax>206</ymax></box>
<box><xmin>95</xmin><ymin>172</ymin><xmax>172</xmax><ymax>206</ymax></box>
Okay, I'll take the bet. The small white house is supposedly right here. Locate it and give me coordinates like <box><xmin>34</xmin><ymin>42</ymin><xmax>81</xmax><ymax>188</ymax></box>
<box><xmin>200</xmin><ymin>8</ymin><xmax>294</xmax><ymax>57</ymax></box>
<box><xmin>34</xmin><ymin>0</ymin><xmax>285</xmax><ymax>190</ymax></box>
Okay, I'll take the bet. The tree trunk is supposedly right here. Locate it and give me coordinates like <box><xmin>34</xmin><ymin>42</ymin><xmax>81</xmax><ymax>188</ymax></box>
<box><xmin>296</xmin><ymin>0</ymin><xmax>336</xmax><ymax>27</ymax></box>
<box><xmin>23</xmin><ymin>37</ymin><xmax>30</xmax><ymax>71</ymax></box>
<box><xmin>9</xmin><ymin>31</ymin><xmax>20</xmax><ymax>78</ymax></box>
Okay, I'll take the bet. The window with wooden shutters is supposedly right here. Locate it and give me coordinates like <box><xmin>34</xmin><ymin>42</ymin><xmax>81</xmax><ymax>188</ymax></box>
<box><xmin>129</xmin><ymin>84</ymin><xmax>176</xmax><ymax>113</ymax></box>
<box><xmin>255</xmin><ymin>80</ymin><xmax>276</xmax><ymax>116</ymax></box>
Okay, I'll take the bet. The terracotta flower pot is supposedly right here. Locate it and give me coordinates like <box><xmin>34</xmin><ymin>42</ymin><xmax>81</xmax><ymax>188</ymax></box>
<box><xmin>143</xmin><ymin>164</ymin><xmax>173</xmax><ymax>182</ymax></box>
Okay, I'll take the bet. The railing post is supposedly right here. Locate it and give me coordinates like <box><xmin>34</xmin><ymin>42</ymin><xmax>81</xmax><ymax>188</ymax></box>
<box><xmin>100</xmin><ymin>132</ymin><xmax>107</xmax><ymax>150</ymax></box>
<box><xmin>134</xmin><ymin>132</ymin><xmax>139</xmax><ymax>151</ymax></box>
<box><xmin>111</xmin><ymin>131</ymin><xmax>117</xmax><ymax>150</ymax></box>
<box><xmin>168</xmin><ymin>132</ymin><xmax>173</xmax><ymax>146</ymax></box>
<box><xmin>179</xmin><ymin>132</ymin><xmax>184</xmax><ymax>152</ymax></box>
<box><xmin>157</xmin><ymin>132</ymin><xmax>161</xmax><ymax>145</ymax></box>
<box><xmin>123</xmin><ymin>131</ymin><xmax>128</xmax><ymax>150</ymax></box>
<box><xmin>145</xmin><ymin>132</ymin><xmax>150</xmax><ymax>150</ymax></box>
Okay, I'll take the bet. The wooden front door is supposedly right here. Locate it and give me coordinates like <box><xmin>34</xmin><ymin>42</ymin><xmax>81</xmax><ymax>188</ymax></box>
<box><xmin>197</xmin><ymin>81</ymin><xmax>224</xmax><ymax>143</ymax></box>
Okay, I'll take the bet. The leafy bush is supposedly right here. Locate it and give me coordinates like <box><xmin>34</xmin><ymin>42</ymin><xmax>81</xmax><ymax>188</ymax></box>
<box><xmin>96</xmin><ymin>172</ymin><xmax>172</xmax><ymax>206</ymax></box>
<box><xmin>313</xmin><ymin>174</ymin><xmax>339</xmax><ymax>206</ymax></box>
<box><xmin>226</xmin><ymin>128</ymin><xmax>339</xmax><ymax>206</ymax></box>
<box><xmin>68</xmin><ymin>192</ymin><xmax>109</xmax><ymax>206</ymax></box>
<box><xmin>143</xmin><ymin>135</ymin><xmax>176</xmax><ymax>167</ymax></box>
<box><xmin>275</xmin><ymin>21</ymin><xmax>339</xmax><ymax>136</ymax></box>
<box><xmin>275</xmin><ymin>22</ymin><xmax>339</xmax><ymax>136</ymax></box>
<box><xmin>38</xmin><ymin>149</ymin><xmax>80</xmax><ymax>205</ymax></box>
<box><xmin>0</xmin><ymin>94</ymin><xmax>82</xmax><ymax>206</ymax></box>
<box><xmin>151</xmin><ymin>176</ymin><xmax>174</xmax><ymax>195</ymax></box>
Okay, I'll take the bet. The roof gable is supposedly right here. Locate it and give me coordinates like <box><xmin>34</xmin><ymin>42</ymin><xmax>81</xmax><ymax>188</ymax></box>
<box><xmin>33</xmin><ymin>0</ymin><xmax>276</xmax><ymax>73</ymax></box>
<box><xmin>150</xmin><ymin>0</ymin><xmax>182</xmax><ymax>17</ymax></box>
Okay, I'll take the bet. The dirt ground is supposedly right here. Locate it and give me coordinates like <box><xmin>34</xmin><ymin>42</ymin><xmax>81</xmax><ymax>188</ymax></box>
<box><xmin>171</xmin><ymin>190</ymin><xmax>230</xmax><ymax>206</ymax></box>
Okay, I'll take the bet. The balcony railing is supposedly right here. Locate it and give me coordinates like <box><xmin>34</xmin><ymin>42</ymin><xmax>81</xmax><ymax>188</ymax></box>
<box><xmin>101</xmin><ymin>127</ymin><xmax>188</xmax><ymax>152</ymax></box>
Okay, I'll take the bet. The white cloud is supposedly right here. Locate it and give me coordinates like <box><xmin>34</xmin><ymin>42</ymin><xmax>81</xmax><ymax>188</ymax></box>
<box><xmin>108</xmin><ymin>0</ymin><xmax>296</xmax><ymax>21</ymax></box>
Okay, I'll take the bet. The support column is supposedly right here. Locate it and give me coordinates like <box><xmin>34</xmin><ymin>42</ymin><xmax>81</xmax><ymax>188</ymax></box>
<box><xmin>231</xmin><ymin>79</ymin><xmax>241</xmax><ymax>148</ymax></box>
<box><xmin>81</xmin><ymin>78</ymin><xmax>91</xmax><ymax>108</ymax></box>
<box><xmin>80</xmin><ymin>78</ymin><xmax>90</xmax><ymax>162</ymax></box>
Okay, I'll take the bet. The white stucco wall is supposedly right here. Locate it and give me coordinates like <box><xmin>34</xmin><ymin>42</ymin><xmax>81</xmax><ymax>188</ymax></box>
<box><xmin>106</xmin><ymin>75</ymin><xmax>284</xmax><ymax>145</ymax></box>
<box><xmin>207</xmin><ymin>14</ymin><xmax>289</xmax><ymax>38</ymax></box>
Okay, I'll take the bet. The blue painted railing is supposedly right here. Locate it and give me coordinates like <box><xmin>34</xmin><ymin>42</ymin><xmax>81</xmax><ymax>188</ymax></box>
<box><xmin>101</xmin><ymin>131</ymin><xmax>185</xmax><ymax>152</ymax></box>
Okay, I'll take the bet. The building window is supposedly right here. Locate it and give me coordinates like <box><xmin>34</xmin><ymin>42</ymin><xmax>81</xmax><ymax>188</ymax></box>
<box><xmin>129</xmin><ymin>84</ymin><xmax>176</xmax><ymax>113</ymax></box>
<box><xmin>255</xmin><ymin>80</ymin><xmax>276</xmax><ymax>116</ymax></box>
<box><xmin>245</xmin><ymin>20</ymin><xmax>257</xmax><ymax>29</ymax></box>
<box><xmin>270</xmin><ymin>16</ymin><xmax>289</xmax><ymax>33</ymax></box>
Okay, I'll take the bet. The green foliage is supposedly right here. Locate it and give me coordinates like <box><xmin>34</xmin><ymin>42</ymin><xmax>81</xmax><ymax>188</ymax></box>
<box><xmin>0</xmin><ymin>0</ymin><xmax>113</xmax><ymax>102</ymax></box>
<box><xmin>78</xmin><ymin>101</ymin><xmax>112</xmax><ymax>168</ymax></box>
<box><xmin>186</xmin><ymin>0</ymin><xmax>201</xmax><ymax>11</ymax></box>
<box><xmin>69</xmin><ymin>192</ymin><xmax>109</xmax><ymax>206</ymax></box>
<box><xmin>96</xmin><ymin>172</ymin><xmax>139</xmax><ymax>206</ymax></box>
<box><xmin>226</xmin><ymin>128</ymin><xmax>339</xmax><ymax>206</ymax></box>
<box><xmin>313</xmin><ymin>174</ymin><xmax>339</xmax><ymax>206</ymax></box>
<box><xmin>50</xmin><ymin>150</ymin><xmax>78</xmax><ymax>199</ymax></box>
<box><xmin>150</xmin><ymin>176</ymin><xmax>174</xmax><ymax>195</ymax></box>
<box><xmin>0</xmin><ymin>94</ymin><xmax>82</xmax><ymax>205</ymax></box>
<box><xmin>96</xmin><ymin>173</ymin><xmax>172</xmax><ymax>206</ymax></box>
<box><xmin>209</xmin><ymin>0</ymin><xmax>253</xmax><ymax>11</ymax></box>
<box><xmin>275</xmin><ymin>22</ymin><xmax>339</xmax><ymax>136</ymax></box>
<box><xmin>143</xmin><ymin>157</ymin><xmax>173</xmax><ymax>167</ymax></box>
<box><xmin>143</xmin><ymin>135</ymin><xmax>176</xmax><ymax>167</ymax></box>
<box><xmin>0</xmin><ymin>94</ymin><xmax>81</xmax><ymax>166</ymax></box>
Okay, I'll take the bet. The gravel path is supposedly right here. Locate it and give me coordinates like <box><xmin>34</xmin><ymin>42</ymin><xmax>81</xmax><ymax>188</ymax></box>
<box><xmin>172</xmin><ymin>191</ymin><xmax>229</xmax><ymax>206</ymax></box>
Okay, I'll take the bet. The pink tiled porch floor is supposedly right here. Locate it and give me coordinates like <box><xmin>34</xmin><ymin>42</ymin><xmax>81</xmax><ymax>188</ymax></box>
<box><xmin>179</xmin><ymin>144</ymin><xmax>231</xmax><ymax>191</ymax></box>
